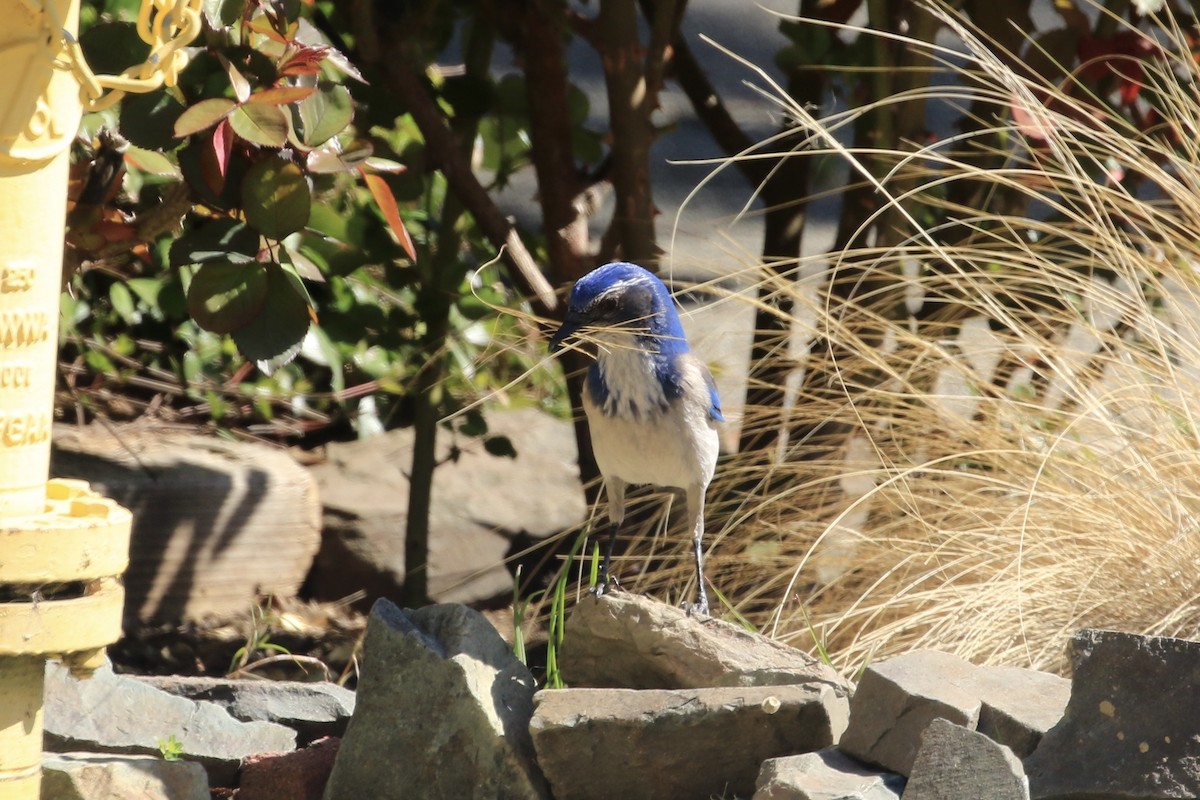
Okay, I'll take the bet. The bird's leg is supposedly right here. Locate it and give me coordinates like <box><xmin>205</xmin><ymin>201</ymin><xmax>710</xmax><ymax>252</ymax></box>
<box><xmin>686</xmin><ymin>485</ymin><xmax>709</xmax><ymax>617</ymax></box>
<box><xmin>593</xmin><ymin>478</ymin><xmax>626</xmax><ymax>597</ymax></box>
<box><xmin>595</xmin><ymin>520</ymin><xmax>619</xmax><ymax>596</ymax></box>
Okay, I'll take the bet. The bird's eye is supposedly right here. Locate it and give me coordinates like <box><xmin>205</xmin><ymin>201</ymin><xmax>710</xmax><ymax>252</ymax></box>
<box><xmin>592</xmin><ymin>295</ymin><xmax>621</xmax><ymax>316</ymax></box>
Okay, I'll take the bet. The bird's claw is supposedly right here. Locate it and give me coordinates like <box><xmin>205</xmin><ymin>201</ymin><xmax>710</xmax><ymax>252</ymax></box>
<box><xmin>681</xmin><ymin>598</ymin><xmax>710</xmax><ymax>618</ymax></box>
<box><xmin>591</xmin><ymin>573</ymin><xmax>620</xmax><ymax>598</ymax></box>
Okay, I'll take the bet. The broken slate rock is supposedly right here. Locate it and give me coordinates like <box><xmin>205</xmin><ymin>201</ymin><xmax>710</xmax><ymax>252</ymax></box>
<box><xmin>1024</xmin><ymin>629</ymin><xmax>1200</xmax><ymax>799</ymax></box>
<box><xmin>136</xmin><ymin>675</ymin><xmax>354</xmax><ymax>745</ymax></box>
<box><xmin>904</xmin><ymin>718</ymin><xmax>1029</xmax><ymax>800</ymax></box>
<box><xmin>323</xmin><ymin>600</ymin><xmax>550</xmax><ymax>800</ymax></box>
<box><xmin>43</xmin><ymin>660</ymin><xmax>295</xmax><ymax>786</ymax></box>
<box><xmin>41</xmin><ymin>752</ymin><xmax>209</xmax><ymax>800</ymax></box>
<box><xmin>976</xmin><ymin>665</ymin><xmax>1069</xmax><ymax>758</ymax></box>
<box><xmin>530</xmin><ymin>684</ymin><xmax>848</xmax><ymax>800</ymax></box>
<box><xmin>562</xmin><ymin>592</ymin><xmax>851</xmax><ymax>692</ymax></box>
<box><xmin>753</xmin><ymin>747</ymin><xmax>905</xmax><ymax>800</ymax></box>
<box><xmin>239</xmin><ymin>737</ymin><xmax>340</xmax><ymax>800</ymax></box>
<box><xmin>839</xmin><ymin>650</ymin><xmax>983</xmax><ymax>776</ymax></box>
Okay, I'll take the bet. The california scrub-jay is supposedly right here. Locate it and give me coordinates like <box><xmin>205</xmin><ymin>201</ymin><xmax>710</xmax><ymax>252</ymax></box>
<box><xmin>550</xmin><ymin>262</ymin><xmax>723</xmax><ymax>615</ymax></box>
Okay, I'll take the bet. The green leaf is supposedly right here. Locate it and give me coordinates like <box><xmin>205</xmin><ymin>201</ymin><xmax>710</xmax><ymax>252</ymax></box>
<box><xmin>126</xmin><ymin>277</ymin><xmax>163</xmax><ymax>308</ymax></box>
<box><xmin>186</xmin><ymin>261</ymin><xmax>269</xmax><ymax>334</ymax></box>
<box><xmin>171</xmin><ymin>219</ymin><xmax>261</xmax><ymax>267</ymax></box>
<box><xmin>120</xmin><ymin>89</ymin><xmax>185</xmax><ymax>150</ymax></box>
<box><xmin>203</xmin><ymin>0</ymin><xmax>246</xmax><ymax>27</ymax></box>
<box><xmin>109</xmin><ymin>282</ymin><xmax>136</xmax><ymax>324</ymax></box>
<box><xmin>294</xmin><ymin>82</ymin><xmax>352</xmax><ymax>147</ymax></box>
<box><xmin>228</xmin><ymin>103</ymin><xmax>289</xmax><ymax>148</ymax></box>
<box><xmin>242</xmin><ymin>158</ymin><xmax>311</xmax><ymax>239</ymax></box>
<box><xmin>80</xmin><ymin>22</ymin><xmax>149</xmax><ymax>76</ymax></box>
<box><xmin>231</xmin><ymin>266</ymin><xmax>312</xmax><ymax>374</ymax></box>
<box><xmin>174</xmin><ymin>98</ymin><xmax>238</xmax><ymax>138</ymax></box>
<box><xmin>124</xmin><ymin>146</ymin><xmax>182</xmax><ymax>178</ymax></box>
<box><xmin>302</xmin><ymin>325</ymin><xmax>345</xmax><ymax>394</ymax></box>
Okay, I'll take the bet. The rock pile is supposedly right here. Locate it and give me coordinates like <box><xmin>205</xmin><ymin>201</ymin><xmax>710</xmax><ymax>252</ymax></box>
<box><xmin>39</xmin><ymin>594</ymin><xmax>1200</xmax><ymax>799</ymax></box>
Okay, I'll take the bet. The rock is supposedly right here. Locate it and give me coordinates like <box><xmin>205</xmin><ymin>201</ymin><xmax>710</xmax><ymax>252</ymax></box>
<box><xmin>904</xmin><ymin>718</ymin><xmax>1028</xmax><ymax>800</ymax></box>
<box><xmin>309</xmin><ymin>407</ymin><xmax>585</xmax><ymax>609</ymax></box>
<box><xmin>839</xmin><ymin>650</ymin><xmax>1069</xmax><ymax>776</ymax></box>
<box><xmin>838</xmin><ymin>650</ymin><xmax>983</xmax><ymax>776</ymax></box>
<box><xmin>323</xmin><ymin>600</ymin><xmax>549</xmax><ymax>800</ymax></box>
<box><xmin>43</xmin><ymin>660</ymin><xmax>295</xmax><ymax>786</ymax></box>
<box><xmin>51</xmin><ymin>424</ymin><xmax>321</xmax><ymax>624</ymax></box>
<box><xmin>1024</xmin><ymin>629</ymin><xmax>1200</xmax><ymax>799</ymax></box>
<box><xmin>562</xmin><ymin>592</ymin><xmax>851</xmax><ymax>691</ymax></box>
<box><xmin>976</xmin><ymin>665</ymin><xmax>1070</xmax><ymax>758</ymax></box>
<box><xmin>530</xmin><ymin>684</ymin><xmax>848</xmax><ymax>800</ymax></box>
<box><xmin>239</xmin><ymin>737</ymin><xmax>340</xmax><ymax>800</ymax></box>
<box><xmin>41</xmin><ymin>752</ymin><xmax>209</xmax><ymax>800</ymax></box>
<box><xmin>136</xmin><ymin>675</ymin><xmax>355</xmax><ymax>744</ymax></box>
<box><xmin>752</xmin><ymin>748</ymin><xmax>905</xmax><ymax>800</ymax></box>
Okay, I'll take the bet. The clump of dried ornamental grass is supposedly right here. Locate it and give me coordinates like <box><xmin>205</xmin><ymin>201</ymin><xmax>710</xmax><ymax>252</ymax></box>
<box><xmin>612</xmin><ymin>2</ymin><xmax>1200</xmax><ymax>675</ymax></box>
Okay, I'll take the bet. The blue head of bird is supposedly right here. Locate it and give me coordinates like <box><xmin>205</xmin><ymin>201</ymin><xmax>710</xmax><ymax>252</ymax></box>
<box><xmin>548</xmin><ymin>262</ymin><xmax>689</xmax><ymax>358</ymax></box>
<box><xmin>549</xmin><ymin>262</ymin><xmax>722</xmax><ymax>421</ymax></box>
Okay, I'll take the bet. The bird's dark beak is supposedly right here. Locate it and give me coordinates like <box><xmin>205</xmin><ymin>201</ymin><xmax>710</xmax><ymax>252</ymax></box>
<box><xmin>548</xmin><ymin>317</ymin><xmax>579</xmax><ymax>353</ymax></box>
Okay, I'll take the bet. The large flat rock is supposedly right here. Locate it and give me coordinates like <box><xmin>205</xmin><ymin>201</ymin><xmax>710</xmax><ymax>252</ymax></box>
<box><xmin>308</xmin><ymin>408</ymin><xmax>585</xmax><ymax>607</ymax></box>
<box><xmin>135</xmin><ymin>675</ymin><xmax>354</xmax><ymax>745</ymax></box>
<box><xmin>41</xmin><ymin>752</ymin><xmax>210</xmax><ymax>800</ymax></box>
<box><xmin>51</xmin><ymin>424</ymin><xmax>320</xmax><ymax>624</ymax></box>
<box><xmin>43</xmin><ymin>660</ymin><xmax>295</xmax><ymax>786</ymax></box>
<box><xmin>562</xmin><ymin>592</ymin><xmax>852</xmax><ymax>692</ymax></box>
<box><xmin>531</xmin><ymin>683</ymin><xmax>848</xmax><ymax>800</ymax></box>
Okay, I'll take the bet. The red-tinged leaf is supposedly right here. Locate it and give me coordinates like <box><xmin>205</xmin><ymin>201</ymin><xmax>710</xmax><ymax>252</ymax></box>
<box><xmin>248</xmin><ymin>85</ymin><xmax>317</xmax><ymax>105</ymax></box>
<box><xmin>361</xmin><ymin>170</ymin><xmax>416</xmax><ymax>263</ymax></box>
<box><xmin>199</xmin><ymin>126</ymin><xmax>232</xmax><ymax>196</ymax></box>
<box><xmin>278</xmin><ymin>43</ymin><xmax>331</xmax><ymax>77</ymax></box>
<box><xmin>245</xmin><ymin>14</ymin><xmax>289</xmax><ymax>43</ymax></box>
<box><xmin>174</xmin><ymin>98</ymin><xmax>238</xmax><ymax>138</ymax></box>
<box><xmin>212</xmin><ymin>118</ymin><xmax>234</xmax><ymax>179</ymax></box>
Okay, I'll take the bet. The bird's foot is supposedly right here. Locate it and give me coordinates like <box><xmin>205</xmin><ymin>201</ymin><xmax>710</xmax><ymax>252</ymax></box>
<box><xmin>590</xmin><ymin>573</ymin><xmax>620</xmax><ymax>599</ymax></box>
<box><xmin>681</xmin><ymin>597</ymin><xmax>710</xmax><ymax>618</ymax></box>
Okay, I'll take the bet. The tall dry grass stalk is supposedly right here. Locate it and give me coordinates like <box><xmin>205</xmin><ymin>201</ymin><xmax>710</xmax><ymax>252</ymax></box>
<box><xmin>600</xmin><ymin>1</ymin><xmax>1200</xmax><ymax>675</ymax></box>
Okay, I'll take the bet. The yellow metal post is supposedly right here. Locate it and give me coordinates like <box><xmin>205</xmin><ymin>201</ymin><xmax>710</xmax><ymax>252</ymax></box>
<box><xmin>0</xmin><ymin>2</ymin><xmax>133</xmax><ymax>797</ymax></box>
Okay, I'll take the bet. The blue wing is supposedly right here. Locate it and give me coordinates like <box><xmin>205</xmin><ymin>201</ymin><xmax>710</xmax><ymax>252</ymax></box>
<box><xmin>701</xmin><ymin>363</ymin><xmax>724</xmax><ymax>423</ymax></box>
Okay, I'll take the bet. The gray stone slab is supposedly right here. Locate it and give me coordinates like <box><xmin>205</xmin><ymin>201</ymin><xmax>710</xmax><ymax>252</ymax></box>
<box><xmin>562</xmin><ymin>592</ymin><xmax>853</xmax><ymax>693</ymax></box>
<box><xmin>838</xmin><ymin>650</ymin><xmax>982</xmax><ymax>776</ymax></box>
<box><xmin>1025</xmin><ymin>629</ymin><xmax>1200</xmax><ymax>799</ymax></box>
<box><xmin>904</xmin><ymin>718</ymin><xmax>1028</xmax><ymax>800</ymax></box>
<box><xmin>530</xmin><ymin>684</ymin><xmax>847</xmax><ymax>800</ymax></box>
<box><xmin>323</xmin><ymin>600</ymin><xmax>549</xmax><ymax>800</ymax></box>
<box><xmin>43</xmin><ymin>660</ymin><xmax>295</xmax><ymax>786</ymax></box>
<box><xmin>136</xmin><ymin>675</ymin><xmax>354</xmax><ymax>744</ymax></box>
<box><xmin>753</xmin><ymin>747</ymin><xmax>905</xmax><ymax>800</ymax></box>
<box><xmin>42</xmin><ymin>752</ymin><xmax>209</xmax><ymax>800</ymax></box>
